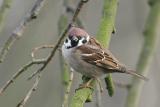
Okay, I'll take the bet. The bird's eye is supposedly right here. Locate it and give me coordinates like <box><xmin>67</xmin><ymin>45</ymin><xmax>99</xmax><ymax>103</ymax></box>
<box><xmin>65</xmin><ymin>39</ymin><xmax>68</xmax><ymax>43</ymax></box>
<box><xmin>82</xmin><ymin>39</ymin><xmax>87</xmax><ymax>44</ymax></box>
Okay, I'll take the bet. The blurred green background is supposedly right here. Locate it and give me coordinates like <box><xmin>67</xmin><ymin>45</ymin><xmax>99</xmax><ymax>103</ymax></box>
<box><xmin>0</xmin><ymin>0</ymin><xmax>159</xmax><ymax>107</ymax></box>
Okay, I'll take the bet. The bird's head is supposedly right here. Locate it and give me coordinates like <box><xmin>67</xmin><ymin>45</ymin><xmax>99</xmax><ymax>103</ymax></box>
<box><xmin>64</xmin><ymin>27</ymin><xmax>90</xmax><ymax>49</ymax></box>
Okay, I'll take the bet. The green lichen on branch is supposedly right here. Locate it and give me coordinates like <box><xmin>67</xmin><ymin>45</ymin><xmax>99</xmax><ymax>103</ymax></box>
<box><xmin>96</xmin><ymin>0</ymin><xmax>118</xmax><ymax>97</ymax></box>
<box><xmin>104</xmin><ymin>75</ymin><xmax>114</xmax><ymax>96</ymax></box>
<box><xmin>70</xmin><ymin>80</ymin><xmax>95</xmax><ymax>107</ymax></box>
<box><xmin>58</xmin><ymin>14</ymin><xmax>70</xmax><ymax>86</ymax></box>
<box><xmin>70</xmin><ymin>0</ymin><xmax>118</xmax><ymax>106</ymax></box>
<box><xmin>71</xmin><ymin>89</ymin><xmax>93</xmax><ymax>107</ymax></box>
<box><xmin>125</xmin><ymin>0</ymin><xmax>160</xmax><ymax>107</ymax></box>
<box><xmin>96</xmin><ymin>0</ymin><xmax>117</xmax><ymax>47</ymax></box>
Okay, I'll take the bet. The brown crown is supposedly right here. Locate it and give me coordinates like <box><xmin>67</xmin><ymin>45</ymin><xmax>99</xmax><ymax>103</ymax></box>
<box><xmin>68</xmin><ymin>27</ymin><xmax>88</xmax><ymax>37</ymax></box>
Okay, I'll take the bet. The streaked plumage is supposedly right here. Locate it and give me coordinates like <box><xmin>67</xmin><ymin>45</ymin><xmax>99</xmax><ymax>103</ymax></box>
<box><xmin>62</xmin><ymin>27</ymin><xmax>148</xmax><ymax>81</ymax></box>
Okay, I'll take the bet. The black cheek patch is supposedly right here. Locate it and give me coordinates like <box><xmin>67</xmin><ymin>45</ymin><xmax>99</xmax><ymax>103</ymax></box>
<box><xmin>65</xmin><ymin>39</ymin><xmax>68</xmax><ymax>43</ymax></box>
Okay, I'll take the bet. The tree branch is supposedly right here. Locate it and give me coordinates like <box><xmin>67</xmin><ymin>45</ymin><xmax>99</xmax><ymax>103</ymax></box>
<box><xmin>0</xmin><ymin>0</ymin><xmax>46</xmax><ymax>63</ymax></box>
<box><xmin>96</xmin><ymin>0</ymin><xmax>118</xmax><ymax>97</ymax></box>
<box><xmin>17</xmin><ymin>74</ymin><xmax>41</xmax><ymax>107</ymax></box>
<box><xmin>62</xmin><ymin>71</ymin><xmax>74</xmax><ymax>107</ymax></box>
<box><xmin>125</xmin><ymin>0</ymin><xmax>160</xmax><ymax>107</ymax></box>
<box><xmin>0</xmin><ymin>59</ymin><xmax>45</xmax><ymax>95</ymax></box>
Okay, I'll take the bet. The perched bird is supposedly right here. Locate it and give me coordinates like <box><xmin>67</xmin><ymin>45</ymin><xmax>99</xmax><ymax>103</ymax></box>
<box><xmin>62</xmin><ymin>27</ymin><xmax>148</xmax><ymax>90</ymax></box>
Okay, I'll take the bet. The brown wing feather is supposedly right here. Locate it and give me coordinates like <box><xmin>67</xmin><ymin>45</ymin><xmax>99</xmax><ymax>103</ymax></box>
<box><xmin>77</xmin><ymin>37</ymin><xmax>124</xmax><ymax>71</ymax></box>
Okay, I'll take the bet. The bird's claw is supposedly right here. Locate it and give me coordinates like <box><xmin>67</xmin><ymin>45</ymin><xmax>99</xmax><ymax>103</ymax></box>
<box><xmin>75</xmin><ymin>83</ymin><xmax>94</xmax><ymax>92</ymax></box>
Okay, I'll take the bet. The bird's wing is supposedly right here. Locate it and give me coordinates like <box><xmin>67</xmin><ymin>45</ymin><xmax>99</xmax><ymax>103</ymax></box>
<box><xmin>76</xmin><ymin>37</ymin><xmax>124</xmax><ymax>71</ymax></box>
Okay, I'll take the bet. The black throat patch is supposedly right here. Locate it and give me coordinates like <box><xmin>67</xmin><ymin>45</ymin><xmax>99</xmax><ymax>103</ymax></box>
<box><xmin>70</xmin><ymin>39</ymin><xmax>79</xmax><ymax>48</ymax></box>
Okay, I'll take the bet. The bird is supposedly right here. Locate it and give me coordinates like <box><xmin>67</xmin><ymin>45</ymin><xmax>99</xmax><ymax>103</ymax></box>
<box><xmin>62</xmin><ymin>27</ymin><xmax>148</xmax><ymax>91</ymax></box>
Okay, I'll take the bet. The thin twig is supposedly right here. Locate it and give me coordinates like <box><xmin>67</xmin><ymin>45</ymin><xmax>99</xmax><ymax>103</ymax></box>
<box><xmin>0</xmin><ymin>59</ymin><xmax>45</xmax><ymax>95</ymax></box>
<box><xmin>62</xmin><ymin>71</ymin><xmax>74</xmax><ymax>107</ymax></box>
<box><xmin>17</xmin><ymin>74</ymin><xmax>41</xmax><ymax>107</ymax></box>
<box><xmin>0</xmin><ymin>43</ymin><xmax>55</xmax><ymax>95</ymax></box>
<box><xmin>28</xmin><ymin>0</ymin><xmax>89</xmax><ymax>80</ymax></box>
<box><xmin>31</xmin><ymin>45</ymin><xmax>54</xmax><ymax>60</ymax></box>
<box><xmin>64</xmin><ymin>4</ymin><xmax>84</xmax><ymax>28</ymax></box>
<box><xmin>0</xmin><ymin>0</ymin><xmax>46</xmax><ymax>63</ymax></box>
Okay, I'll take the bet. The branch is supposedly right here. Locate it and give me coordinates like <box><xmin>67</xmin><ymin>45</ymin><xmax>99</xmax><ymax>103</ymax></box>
<box><xmin>125</xmin><ymin>0</ymin><xmax>160</xmax><ymax>107</ymax></box>
<box><xmin>58</xmin><ymin>4</ymin><xmax>72</xmax><ymax>107</ymax></box>
<box><xmin>31</xmin><ymin>45</ymin><xmax>54</xmax><ymax>60</ymax></box>
<box><xmin>17</xmin><ymin>74</ymin><xmax>41</xmax><ymax>107</ymax></box>
<box><xmin>70</xmin><ymin>80</ymin><xmax>95</xmax><ymax>107</ymax></box>
<box><xmin>62</xmin><ymin>72</ymin><xmax>74</xmax><ymax>107</ymax></box>
<box><xmin>28</xmin><ymin>0</ymin><xmax>89</xmax><ymax>80</ymax></box>
<box><xmin>70</xmin><ymin>0</ymin><xmax>118</xmax><ymax>106</ymax></box>
<box><xmin>58</xmin><ymin>1</ymin><xmax>71</xmax><ymax>88</ymax></box>
<box><xmin>96</xmin><ymin>0</ymin><xmax>118</xmax><ymax>97</ymax></box>
<box><xmin>0</xmin><ymin>0</ymin><xmax>46</xmax><ymax>63</ymax></box>
<box><xmin>0</xmin><ymin>59</ymin><xmax>45</xmax><ymax>95</ymax></box>
<box><xmin>0</xmin><ymin>0</ymin><xmax>13</xmax><ymax>32</ymax></box>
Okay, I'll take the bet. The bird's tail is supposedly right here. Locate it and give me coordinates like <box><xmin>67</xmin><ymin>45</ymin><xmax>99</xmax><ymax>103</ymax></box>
<box><xmin>125</xmin><ymin>70</ymin><xmax>149</xmax><ymax>81</ymax></box>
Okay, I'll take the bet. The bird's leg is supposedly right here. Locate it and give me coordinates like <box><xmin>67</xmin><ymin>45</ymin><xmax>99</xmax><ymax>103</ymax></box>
<box><xmin>77</xmin><ymin>78</ymin><xmax>94</xmax><ymax>90</ymax></box>
<box><xmin>76</xmin><ymin>77</ymin><xmax>103</xmax><ymax>93</ymax></box>
<box><xmin>95</xmin><ymin>78</ymin><xmax>103</xmax><ymax>93</ymax></box>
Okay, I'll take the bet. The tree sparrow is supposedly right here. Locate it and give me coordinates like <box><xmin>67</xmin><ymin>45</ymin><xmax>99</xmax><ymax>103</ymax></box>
<box><xmin>62</xmin><ymin>27</ymin><xmax>148</xmax><ymax>88</ymax></box>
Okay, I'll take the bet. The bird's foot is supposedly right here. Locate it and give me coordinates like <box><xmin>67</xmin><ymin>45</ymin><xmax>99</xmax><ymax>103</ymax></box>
<box><xmin>76</xmin><ymin>79</ymin><xmax>94</xmax><ymax>91</ymax></box>
<box><xmin>95</xmin><ymin>78</ymin><xmax>103</xmax><ymax>93</ymax></box>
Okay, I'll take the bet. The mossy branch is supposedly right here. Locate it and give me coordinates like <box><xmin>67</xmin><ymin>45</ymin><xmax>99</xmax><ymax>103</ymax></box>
<box><xmin>58</xmin><ymin>9</ymin><xmax>72</xmax><ymax>107</ymax></box>
<box><xmin>96</xmin><ymin>0</ymin><xmax>118</xmax><ymax>97</ymax></box>
<box><xmin>70</xmin><ymin>0</ymin><xmax>118</xmax><ymax>106</ymax></box>
<box><xmin>96</xmin><ymin>0</ymin><xmax>117</xmax><ymax>47</ymax></box>
<box><xmin>125</xmin><ymin>0</ymin><xmax>160</xmax><ymax>107</ymax></box>
<box><xmin>70</xmin><ymin>81</ymin><xmax>95</xmax><ymax>107</ymax></box>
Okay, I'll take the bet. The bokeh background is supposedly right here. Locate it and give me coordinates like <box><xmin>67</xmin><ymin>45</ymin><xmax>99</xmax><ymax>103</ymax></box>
<box><xmin>0</xmin><ymin>0</ymin><xmax>159</xmax><ymax>107</ymax></box>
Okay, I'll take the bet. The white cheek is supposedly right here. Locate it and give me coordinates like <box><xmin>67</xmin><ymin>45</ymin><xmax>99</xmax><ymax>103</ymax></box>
<box><xmin>64</xmin><ymin>39</ymin><xmax>71</xmax><ymax>48</ymax></box>
<box><xmin>77</xmin><ymin>35</ymin><xmax>90</xmax><ymax>46</ymax></box>
<box><xmin>62</xmin><ymin>44</ymin><xmax>70</xmax><ymax>58</ymax></box>
<box><xmin>62</xmin><ymin>39</ymin><xmax>72</xmax><ymax>59</ymax></box>
<box><xmin>77</xmin><ymin>39</ymin><xmax>83</xmax><ymax>46</ymax></box>
<box><xmin>62</xmin><ymin>44</ymin><xmax>73</xmax><ymax>65</ymax></box>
